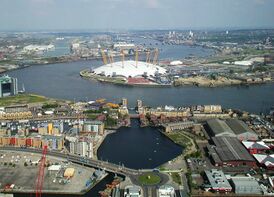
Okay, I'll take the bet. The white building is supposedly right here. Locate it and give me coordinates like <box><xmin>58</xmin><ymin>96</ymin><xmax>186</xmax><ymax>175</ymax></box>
<box><xmin>158</xmin><ymin>185</ymin><xmax>175</xmax><ymax>197</ymax></box>
<box><xmin>93</xmin><ymin>60</ymin><xmax>167</xmax><ymax>78</ymax></box>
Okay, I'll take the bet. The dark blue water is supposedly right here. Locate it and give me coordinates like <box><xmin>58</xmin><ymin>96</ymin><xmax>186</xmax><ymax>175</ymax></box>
<box><xmin>7</xmin><ymin>58</ymin><xmax>274</xmax><ymax>114</ymax></box>
<box><xmin>97</xmin><ymin>119</ymin><xmax>182</xmax><ymax>169</ymax></box>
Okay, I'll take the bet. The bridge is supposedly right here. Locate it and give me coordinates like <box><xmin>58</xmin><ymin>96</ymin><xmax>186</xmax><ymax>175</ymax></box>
<box><xmin>129</xmin><ymin>113</ymin><xmax>140</xmax><ymax>118</ymax></box>
<box><xmin>0</xmin><ymin>146</ymin><xmax>149</xmax><ymax>177</ymax></box>
<box><xmin>0</xmin><ymin>147</ymin><xmax>173</xmax><ymax>197</ymax></box>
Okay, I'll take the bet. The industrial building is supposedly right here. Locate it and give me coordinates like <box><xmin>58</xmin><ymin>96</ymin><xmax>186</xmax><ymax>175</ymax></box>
<box><xmin>253</xmin><ymin>154</ymin><xmax>274</xmax><ymax>170</ymax></box>
<box><xmin>204</xmin><ymin>169</ymin><xmax>232</xmax><ymax>192</ymax></box>
<box><xmin>226</xmin><ymin>119</ymin><xmax>258</xmax><ymax>141</ymax></box>
<box><xmin>206</xmin><ymin>119</ymin><xmax>236</xmax><ymax>137</ymax></box>
<box><xmin>124</xmin><ymin>185</ymin><xmax>141</xmax><ymax>197</ymax></box>
<box><xmin>230</xmin><ymin>176</ymin><xmax>262</xmax><ymax>195</ymax></box>
<box><xmin>92</xmin><ymin>60</ymin><xmax>166</xmax><ymax>78</ymax></box>
<box><xmin>158</xmin><ymin>185</ymin><xmax>175</xmax><ymax>197</ymax></box>
<box><xmin>207</xmin><ymin>137</ymin><xmax>256</xmax><ymax>167</ymax></box>
<box><xmin>242</xmin><ymin>141</ymin><xmax>270</xmax><ymax>154</ymax></box>
<box><xmin>206</xmin><ymin>118</ymin><xmax>258</xmax><ymax>141</ymax></box>
<box><xmin>0</xmin><ymin>75</ymin><xmax>18</xmax><ymax>97</ymax></box>
<box><xmin>163</xmin><ymin>121</ymin><xmax>194</xmax><ymax>133</ymax></box>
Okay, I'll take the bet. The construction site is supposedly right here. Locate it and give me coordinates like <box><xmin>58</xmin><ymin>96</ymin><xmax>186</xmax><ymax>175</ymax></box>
<box><xmin>0</xmin><ymin>148</ymin><xmax>106</xmax><ymax>196</ymax></box>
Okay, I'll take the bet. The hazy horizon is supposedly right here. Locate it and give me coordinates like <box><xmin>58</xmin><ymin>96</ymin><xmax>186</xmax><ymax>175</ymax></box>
<box><xmin>1</xmin><ymin>0</ymin><xmax>274</xmax><ymax>31</ymax></box>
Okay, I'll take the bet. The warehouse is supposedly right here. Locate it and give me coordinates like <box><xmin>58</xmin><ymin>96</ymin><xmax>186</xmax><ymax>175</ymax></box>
<box><xmin>206</xmin><ymin>119</ymin><xmax>236</xmax><ymax>137</ymax></box>
<box><xmin>242</xmin><ymin>141</ymin><xmax>270</xmax><ymax>154</ymax></box>
<box><xmin>230</xmin><ymin>176</ymin><xmax>262</xmax><ymax>195</ymax></box>
<box><xmin>226</xmin><ymin>119</ymin><xmax>258</xmax><ymax>141</ymax></box>
<box><xmin>253</xmin><ymin>154</ymin><xmax>274</xmax><ymax>170</ymax></box>
<box><xmin>204</xmin><ymin>169</ymin><xmax>232</xmax><ymax>192</ymax></box>
<box><xmin>207</xmin><ymin>137</ymin><xmax>256</xmax><ymax>167</ymax></box>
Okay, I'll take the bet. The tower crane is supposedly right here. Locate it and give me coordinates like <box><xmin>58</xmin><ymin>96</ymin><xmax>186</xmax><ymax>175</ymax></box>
<box><xmin>34</xmin><ymin>146</ymin><xmax>47</xmax><ymax>197</ymax></box>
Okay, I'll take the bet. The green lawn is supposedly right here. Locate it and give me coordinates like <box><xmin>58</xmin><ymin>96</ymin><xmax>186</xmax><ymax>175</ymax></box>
<box><xmin>166</xmin><ymin>132</ymin><xmax>191</xmax><ymax>148</ymax></box>
<box><xmin>138</xmin><ymin>173</ymin><xmax>161</xmax><ymax>185</ymax></box>
<box><xmin>0</xmin><ymin>94</ymin><xmax>57</xmax><ymax>106</ymax></box>
<box><xmin>171</xmin><ymin>172</ymin><xmax>182</xmax><ymax>185</ymax></box>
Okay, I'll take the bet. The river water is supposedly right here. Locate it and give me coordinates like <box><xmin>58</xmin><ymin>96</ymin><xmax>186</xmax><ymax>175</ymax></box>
<box><xmin>7</xmin><ymin>58</ymin><xmax>274</xmax><ymax>114</ymax></box>
<box><xmin>97</xmin><ymin>119</ymin><xmax>182</xmax><ymax>169</ymax></box>
<box><xmin>5</xmin><ymin>42</ymin><xmax>274</xmax><ymax>197</ymax></box>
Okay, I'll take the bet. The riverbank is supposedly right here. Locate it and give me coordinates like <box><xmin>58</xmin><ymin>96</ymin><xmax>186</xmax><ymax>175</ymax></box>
<box><xmin>0</xmin><ymin>94</ymin><xmax>71</xmax><ymax>107</ymax></box>
<box><xmin>80</xmin><ymin>69</ymin><xmax>172</xmax><ymax>88</ymax></box>
<box><xmin>174</xmin><ymin>75</ymin><xmax>274</xmax><ymax>87</ymax></box>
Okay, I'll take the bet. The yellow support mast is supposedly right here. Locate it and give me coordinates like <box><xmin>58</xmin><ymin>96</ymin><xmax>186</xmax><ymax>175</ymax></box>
<box><xmin>135</xmin><ymin>49</ymin><xmax>138</xmax><ymax>68</ymax></box>
<box><xmin>121</xmin><ymin>50</ymin><xmax>125</xmax><ymax>68</ymax></box>
<box><xmin>146</xmin><ymin>50</ymin><xmax>150</xmax><ymax>63</ymax></box>
<box><xmin>153</xmin><ymin>48</ymin><xmax>159</xmax><ymax>65</ymax></box>
<box><xmin>101</xmin><ymin>49</ymin><xmax>108</xmax><ymax>65</ymax></box>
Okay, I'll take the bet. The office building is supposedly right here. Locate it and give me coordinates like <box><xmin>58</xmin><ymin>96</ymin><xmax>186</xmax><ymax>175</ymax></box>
<box><xmin>0</xmin><ymin>75</ymin><xmax>18</xmax><ymax>98</ymax></box>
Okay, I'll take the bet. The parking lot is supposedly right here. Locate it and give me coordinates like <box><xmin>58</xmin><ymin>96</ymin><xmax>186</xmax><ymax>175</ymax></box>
<box><xmin>0</xmin><ymin>150</ymin><xmax>95</xmax><ymax>194</ymax></box>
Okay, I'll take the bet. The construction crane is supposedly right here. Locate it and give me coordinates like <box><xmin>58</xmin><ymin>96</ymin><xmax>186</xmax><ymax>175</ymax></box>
<box><xmin>135</xmin><ymin>49</ymin><xmax>138</xmax><ymax>68</ymax></box>
<box><xmin>35</xmin><ymin>145</ymin><xmax>47</xmax><ymax>197</ymax></box>
<box><xmin>153</xmin><ymin>48</ymin><xmax>159</xmax><ymax>65</ymax></box>
<box><xmin>101</xmin><ymin>49</ymin><xmax>108</xmax><ymax>65</ymax></box>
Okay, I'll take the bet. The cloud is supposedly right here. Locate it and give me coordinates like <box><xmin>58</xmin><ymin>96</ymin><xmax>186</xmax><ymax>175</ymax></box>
<box><xmin>146</xmin><ymin>0</ymin><xmax>159</xmax><ymax>8</ymax></box>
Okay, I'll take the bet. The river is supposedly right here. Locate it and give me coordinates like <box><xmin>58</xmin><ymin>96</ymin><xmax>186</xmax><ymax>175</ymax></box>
<box><xmin>7</xmin><ymin>57</ymin><xmax>274</xmax><ymax>114</ymax></box>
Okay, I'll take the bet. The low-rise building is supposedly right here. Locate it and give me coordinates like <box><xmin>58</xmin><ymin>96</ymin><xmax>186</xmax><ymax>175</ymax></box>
<box><xmin>206</xmin><ymin>119</ymin><xmax>236</xmax><ymax>137</ymax></box>
<box><xmin>226</xmin><ymin>119</ymin><xmax>258</xmax><ymax>141</ymax></box>
<box><xmin>158</xmin><ymin>185</ymin><xmax>175</xmax><ymax>197</ymax></box>
<box><xmin>230</xmin><ymin>176</ymin><xmax>262</xmax><ymax>195</ymax></box>
<box><xmin>242</xmin><ymin>141</ymin><xmax>270</xmax><ymax>154</ymax></box>
<box><xmin>253</xmin><ymin>154</ymin><xmax>274</xmax><ymax>170</ymax></box>
<box><xmin>163</xmin><ymin>121</ymin><xmax>194</xmax><ymax>133</ymax></box>
<box><xmin>204</xmin><ymin>169</ymin><xmax>232</xmax><ymax>192</ymax></box>
<box><xmin>207</xmin><ymin>137</ymin><xmax>256</xmax><ymax>167</ymax></box>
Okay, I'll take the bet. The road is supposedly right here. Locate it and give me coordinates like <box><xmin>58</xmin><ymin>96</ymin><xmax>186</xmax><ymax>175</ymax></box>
<box><xmin>0</xmin><ymin>146</ymin><xmax>172</xmax><ymax>196</ymax></box>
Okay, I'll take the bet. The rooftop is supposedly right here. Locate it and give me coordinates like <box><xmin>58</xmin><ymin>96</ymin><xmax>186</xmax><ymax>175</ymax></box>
<box><xmin>205</xmin><ymin>169</ymin><xmax>232</xmax><ymax>190</ymax></box>
<box><xmin>207</xmin><ymin>119</ymin><xmax>235</xmax><ymax>137</ymax></box>
<box><xmin>212</xmin><ymin>137</ymin><xmax>255</xmax><ymax>162</ymax></box>
<box><xmin>226</xmin><ymin>119</ymin><xmax>257</xmax><ymax>136</ymax></box>
<box><xmin>93</xmin><ymin>60</ymin><xmax>167</xmax><ymax>78</ymax></box>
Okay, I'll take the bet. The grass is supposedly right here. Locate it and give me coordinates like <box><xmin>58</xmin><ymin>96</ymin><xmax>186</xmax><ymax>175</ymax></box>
<box><xmin>166</xmin><ymin>132</ymin><xmax>192</xmax><ymax>148</ymax></box>
<box><xmin>138</xmin><ymin>173</ymin><xmax>161</xmax><ymax>185</ymax></box>
<box><xmin>0</xmin><ymin>94</ymin><xmax>61</xmax><ymax>106</ymax></box>
<box><xmin>171</xmin><ymin>172</ymin><xmax>182</xmax><ymax>185</ymax></box>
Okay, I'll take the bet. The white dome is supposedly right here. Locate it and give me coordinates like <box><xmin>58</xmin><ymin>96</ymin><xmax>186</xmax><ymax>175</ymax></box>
<box><xmin>93</xmin><ymin>60</ymin><xmax>166</xmax><ymax>78</ymax></box>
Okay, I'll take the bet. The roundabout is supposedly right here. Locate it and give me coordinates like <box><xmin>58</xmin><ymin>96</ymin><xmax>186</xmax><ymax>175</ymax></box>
<box><xmin>138</xmin><ymin>173</ymin><xmax>161</xmax><ymax>186</ymax></box>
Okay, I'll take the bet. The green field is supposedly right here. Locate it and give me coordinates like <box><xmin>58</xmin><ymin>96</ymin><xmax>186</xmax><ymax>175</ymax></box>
<box><xmin>0</xmin><ymin>94</ymin><xmax>61</xmax><ymax>106</ymax></box>
<box><xmin>166</xmin><ymin>132</ymin><xmax>191</xmax><ymax>148</ymax></box>
<box><xmin>138</xmin><ymin>173</ymin><xmax>161</xmax><ymax>185</ymax></box>
<box><xmin>171</xmin><ymin>172</ymin><xmax>182</xmax><ymax>185</ymax></box>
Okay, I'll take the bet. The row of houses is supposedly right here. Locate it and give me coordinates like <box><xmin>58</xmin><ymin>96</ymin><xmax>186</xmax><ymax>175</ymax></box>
<box><xmin>0</xmin><ymin>134</ymin><xmax>64</xmax><ymax>150</ymax></box>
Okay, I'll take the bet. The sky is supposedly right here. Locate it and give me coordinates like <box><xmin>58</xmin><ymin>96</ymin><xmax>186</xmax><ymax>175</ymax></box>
<box><xmin>0</xmin><ymin>0</ymin><xmax>274</xmax><ymax>31</ymax></box>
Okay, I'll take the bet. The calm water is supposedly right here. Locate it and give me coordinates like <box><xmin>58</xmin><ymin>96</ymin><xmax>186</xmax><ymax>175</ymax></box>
<box><xmin>97</xmin><ymin>119</ymin><xmax>182</xmax><ymax>169</ymax></box>
<box><xmin>7</xmin><ymin>57</ymin><xmax>274</xmax><ymax>114</ymax></box>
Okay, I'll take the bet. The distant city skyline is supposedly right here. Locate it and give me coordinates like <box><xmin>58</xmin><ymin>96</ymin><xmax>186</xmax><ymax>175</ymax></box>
<box><xmin>0</xmin><ymin>0</ymin><xmax>274</xmax><ymax>31</ymax></box>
